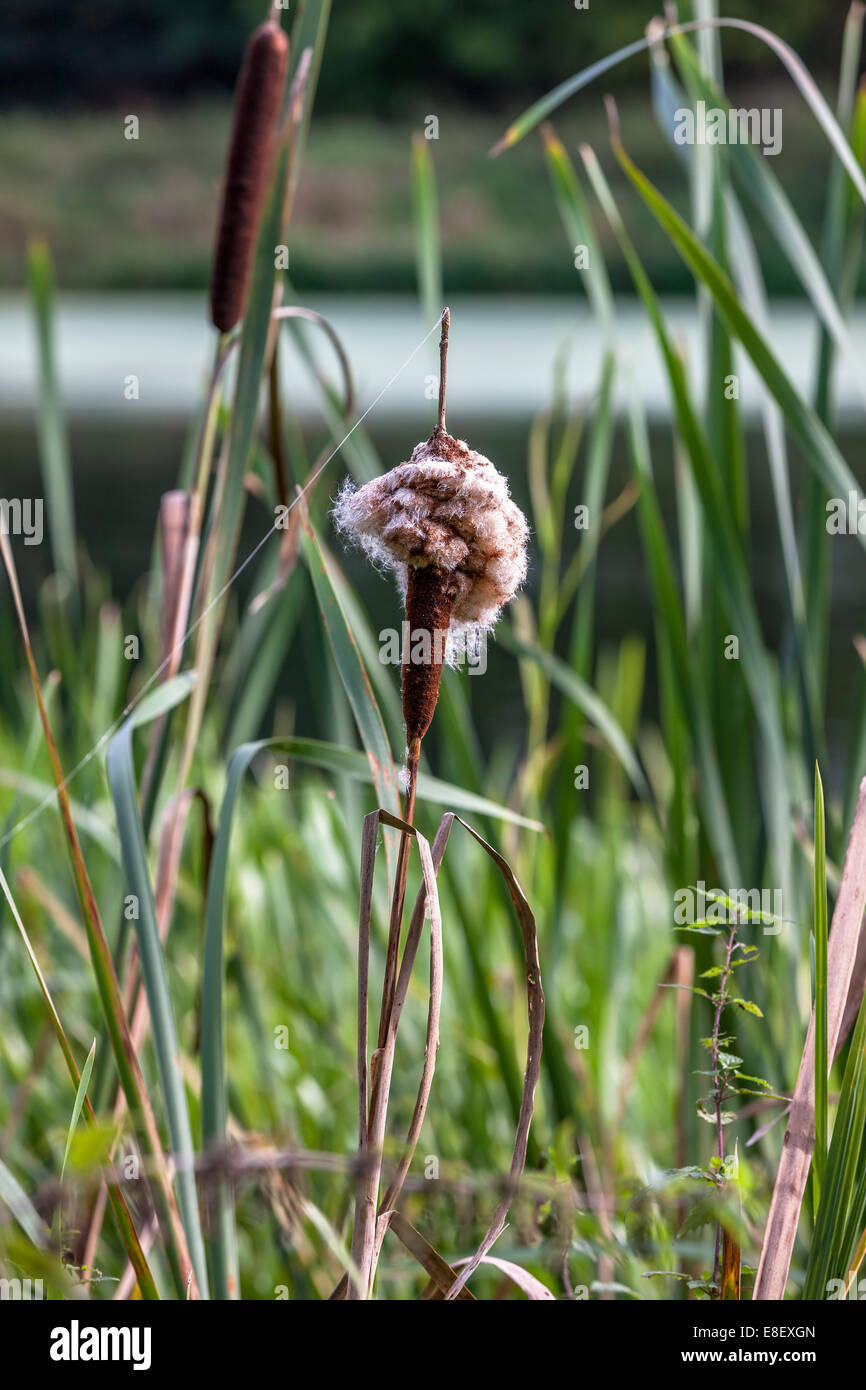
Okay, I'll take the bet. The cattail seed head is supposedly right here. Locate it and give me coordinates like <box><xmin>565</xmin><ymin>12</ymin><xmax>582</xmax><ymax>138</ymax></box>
<box><xmin>209</xmin><ymin>21</ymin><xmax>289</xmax><ymax>334</ymax></box>
<box><xmin>334</xmin><ymin>422</ymin><xmax>529</xmax><ymax>744</ymax></box>
<box><xmin>334</xmin><ymin>425</ymin><xmax>528</xmax><ymax>638</ymax></box>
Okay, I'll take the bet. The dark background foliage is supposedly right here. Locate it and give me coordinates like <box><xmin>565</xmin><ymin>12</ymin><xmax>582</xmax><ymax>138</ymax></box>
<box><xmin>2</xmin><ymin>0</ymin><xmax>848</xmax><ymax>111</ymax></box>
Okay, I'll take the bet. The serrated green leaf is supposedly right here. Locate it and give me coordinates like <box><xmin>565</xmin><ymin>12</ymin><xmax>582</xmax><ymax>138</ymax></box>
<box><xmin>732</xmin><ymin>999</ymin><xmax>764</xmax><ymax>1018</ymax></box>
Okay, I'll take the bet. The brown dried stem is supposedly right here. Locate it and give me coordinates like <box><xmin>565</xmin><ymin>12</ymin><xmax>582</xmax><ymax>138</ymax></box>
<box><xmin>377</xmin><ymin>736</ymin><xmax>421</xmax><ymax>1051</ymax></box>
<box><xmin>348</xmin><ymin>809</ymin><xmax>445</xmax><ymax>1298</ymax></box>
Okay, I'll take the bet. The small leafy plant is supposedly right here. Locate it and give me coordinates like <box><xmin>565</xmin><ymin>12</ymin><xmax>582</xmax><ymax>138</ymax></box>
<box><xmin>671</xmin><ymin>890</ymin><xmax>784</xmax><ymax>1298</ymax></box>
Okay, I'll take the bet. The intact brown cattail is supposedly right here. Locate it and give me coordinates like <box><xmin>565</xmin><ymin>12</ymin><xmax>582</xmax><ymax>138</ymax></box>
<box><xmin>333</xmin><ymin>309</ymin><xmax>528</xmax><ymax>754</ymax></box>
<box><xmin>209</xmin><ymin>20</ymin><xmax>289</xmax><ymax>333</ymax></box>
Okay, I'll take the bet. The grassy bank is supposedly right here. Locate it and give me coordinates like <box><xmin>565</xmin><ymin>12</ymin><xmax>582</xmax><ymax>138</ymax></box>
<box><xmin>0</xmin><ymin>88</ymin><xmax>851</xmax><ymax>297</ymax></box>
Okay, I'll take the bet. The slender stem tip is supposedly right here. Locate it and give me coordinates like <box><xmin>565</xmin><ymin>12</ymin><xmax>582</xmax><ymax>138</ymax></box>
<box><xmin>437</xmin><ymin>308</ymin><xmax>450</xmax><ymax>433</ymax></box>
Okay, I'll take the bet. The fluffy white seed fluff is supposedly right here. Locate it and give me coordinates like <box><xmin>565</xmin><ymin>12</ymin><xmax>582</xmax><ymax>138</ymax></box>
<box><xmin>332</xmin><ymin>432</ymin><xmax>529</xmax><ymax>644</ymax></box>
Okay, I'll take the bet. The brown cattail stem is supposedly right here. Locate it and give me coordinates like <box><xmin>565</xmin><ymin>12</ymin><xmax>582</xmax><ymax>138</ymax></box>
<box><xmin>362</xmin><ymin>309</ymin><xmax>459</xmax><ymax>1278</ymax></box>
<box><xmin>376</xmin><ymin>736</ymin><xmax>421</xmax><ymax>1051</ymax></box>
<box><xmin>268</xmin><ymin>341</ymin><xmax>290</xmax><ymax>508</ymax></box>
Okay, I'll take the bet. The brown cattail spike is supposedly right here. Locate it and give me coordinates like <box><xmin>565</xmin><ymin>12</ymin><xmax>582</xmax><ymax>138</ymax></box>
<box><xmin>209</xmin><ymin>21</ymin><xmax>289</xmax><ymax>334</ymax></box>
<box><xmin>402</xmin><ymin>563</ymin><xmax>460</xmax><ymax>745</ymax></box>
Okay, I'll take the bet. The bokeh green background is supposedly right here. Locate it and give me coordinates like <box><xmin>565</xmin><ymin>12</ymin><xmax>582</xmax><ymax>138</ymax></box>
<box><xmin>0</xmin><ymin>1</ymin><xmax>855</xmax><ymax>294</ymax></box>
